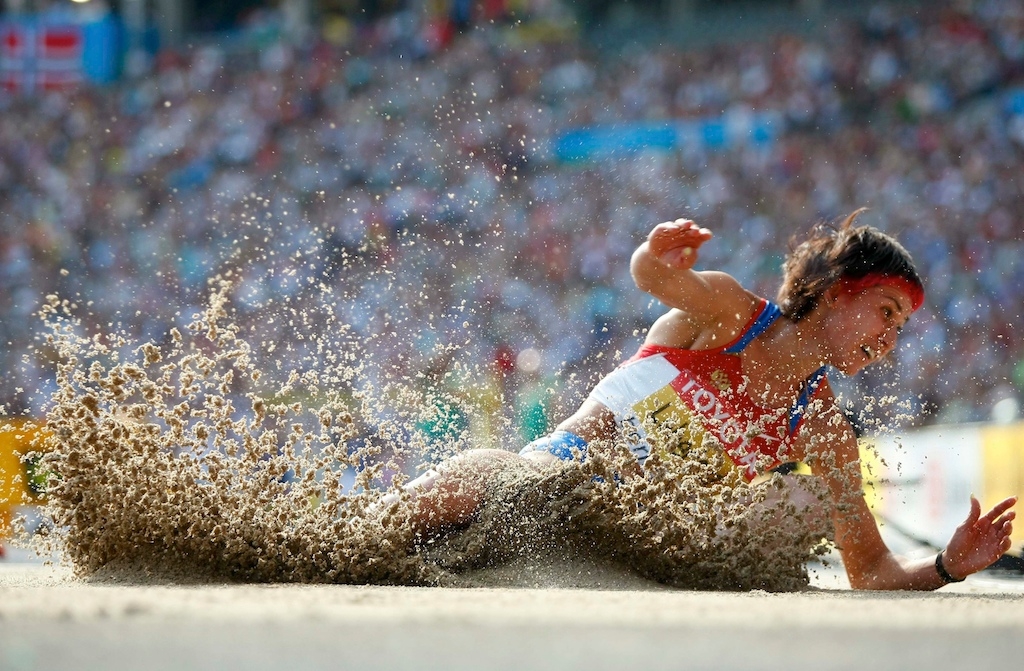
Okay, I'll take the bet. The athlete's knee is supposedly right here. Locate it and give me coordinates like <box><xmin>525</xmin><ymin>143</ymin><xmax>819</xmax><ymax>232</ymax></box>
<box><xmin>399</xmin><ymin>449</ymin><xmax>516</xmax><ymax>495</ymax></box>
<box><xmin>440</xmin><ymin>448</ymin><xmax>524</xmax><ymax>476</ymax></box>
<box><xmin>401</xmin><ymin>449</ymin><xmax>529</xmax><ymax>534</ymax></box>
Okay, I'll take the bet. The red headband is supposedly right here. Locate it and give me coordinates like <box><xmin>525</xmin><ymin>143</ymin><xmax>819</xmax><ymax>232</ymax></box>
<box><xmin>839</xmin><ymin>273</ymin><xmax>925</xmax><ymax>312</ymax></box>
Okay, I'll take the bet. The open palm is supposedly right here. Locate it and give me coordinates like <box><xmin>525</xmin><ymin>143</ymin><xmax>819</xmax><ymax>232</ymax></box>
<box><xmin>942</xmin><ymin>495</ymin><xmax>1016</xmax><ymax>579</ymax></box>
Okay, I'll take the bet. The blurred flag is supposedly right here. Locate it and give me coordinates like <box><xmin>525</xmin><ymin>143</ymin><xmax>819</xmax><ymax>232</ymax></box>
<box><xmin>0</xmin><ymin>19</ymin><xmax>83</xmax><ymax>94</ymax></box>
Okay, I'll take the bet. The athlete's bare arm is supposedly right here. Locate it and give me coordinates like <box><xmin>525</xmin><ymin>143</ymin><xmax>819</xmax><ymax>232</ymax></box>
<box><xmin>802</xmin><ymin>408</ymin><xmax>1016</xmax><ymax>590</ymax></box>
<box><xmin>631</xmin><ymin>219</ymin><xmax>760</xmax><ymax>350</ymax></box>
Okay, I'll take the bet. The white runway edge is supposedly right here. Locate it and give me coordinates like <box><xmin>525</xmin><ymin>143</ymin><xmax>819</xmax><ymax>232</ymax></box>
<box><xmin>2</xmin><ymin>562</ymin><xmax>1023</xmax><ymax>671</ymax></box>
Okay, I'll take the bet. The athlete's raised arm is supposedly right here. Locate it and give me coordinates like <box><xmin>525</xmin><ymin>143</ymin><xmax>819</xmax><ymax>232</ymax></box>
<box><xmin>630</xmin><ymin>218</ymin><xmax>759</xmax><ymax>349</ymax></box>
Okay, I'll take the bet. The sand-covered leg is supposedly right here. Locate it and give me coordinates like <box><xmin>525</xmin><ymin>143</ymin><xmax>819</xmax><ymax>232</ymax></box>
<box><xmin>378</xmin><ymin>449</ymin><xmax>537</xmax><ymax>537</ymax></box>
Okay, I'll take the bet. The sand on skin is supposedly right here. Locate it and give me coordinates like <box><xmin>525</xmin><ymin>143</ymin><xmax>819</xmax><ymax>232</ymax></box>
<box><xmin>2</xmin><ymin>560</ymin><xmax>1024</xmax><ymax>671</ymax></box>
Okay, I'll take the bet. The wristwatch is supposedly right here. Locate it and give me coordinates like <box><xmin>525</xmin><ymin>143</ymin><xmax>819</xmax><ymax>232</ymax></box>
<box><xmin>935</xmin><ymin>551</ymin><xmax>965</xmax><ymax>583</ymax></box>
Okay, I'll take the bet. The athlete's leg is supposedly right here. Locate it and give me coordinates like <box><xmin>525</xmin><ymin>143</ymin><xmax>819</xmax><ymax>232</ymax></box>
<box><xmin>376</xmin><ymin>448</ymin><xmax>549</xmax><ymax>537</ymax></box>
<box><xmin>373</xmin><ymin>429</ymin><xmax>584</xmax><ymax>538</ymax></box>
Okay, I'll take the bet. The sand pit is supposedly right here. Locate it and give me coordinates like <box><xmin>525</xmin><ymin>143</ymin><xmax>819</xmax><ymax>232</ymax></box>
<box><xmin>11</xmin><ymin>199</ymin><xmax>1021</xmax><ymax>671</ymax></box>
<box><xmin>2</xmin><ymin>559</ymin><xmax>1024</xmax><ymax>671</ymax></box>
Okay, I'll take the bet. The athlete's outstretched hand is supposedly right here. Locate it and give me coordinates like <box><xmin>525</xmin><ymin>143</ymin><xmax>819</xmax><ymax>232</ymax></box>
<box><xmin>646</xmin><ymin>219</ymin><xmax>713</xmax><ymax>271</ymax></box>
<box><xmin>941</xmin><ymin>495</ymin><xmax>1016</xmax><ymax>580</ymax></box>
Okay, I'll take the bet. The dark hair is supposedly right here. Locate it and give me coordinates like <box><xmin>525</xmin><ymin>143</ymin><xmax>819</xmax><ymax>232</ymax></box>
<box><xmin>777</xmin><ymin>208</ymin><xmax>923</xmax><ymax>321</ymax></box>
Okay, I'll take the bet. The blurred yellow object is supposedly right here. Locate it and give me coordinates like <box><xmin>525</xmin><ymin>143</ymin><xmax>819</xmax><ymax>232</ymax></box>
<box><xmin>0</xmin><ymin>418</ymin><xmax>49</xmax><ymax>543</ymax></box>
<box><xmin>857</xmin><ymin>437</ymin><xmax>885</xmax><ymax>512</ymax></box>
<box><xmin>981</xmin><ymin>423</ymin><xmax>1024</xmax><ymax>547</ymax></box>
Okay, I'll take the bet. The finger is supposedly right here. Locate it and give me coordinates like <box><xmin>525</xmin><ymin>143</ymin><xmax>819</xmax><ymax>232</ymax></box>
<box><xmin>652</xmin><ymin>219</ymin><xmax>696</xmax><ymax>237</ymax></box>
<box><xmin>980</xmin><ymin>496</ymin><xmax>1017</xmax><ymax>524</ymax></box>
<box><xmin>649</xmin><ymin>227</ymin><xmax>711</xmax><ymax>256</ymax></box>
<box><xmin>993</xmin><ymin>510</ymin><xmax>1016</xmax><ymax>526</ymax></box>
<box><xmin>651</xmin><ymin>221</ymin><xmax>709</xmax><ymax>238</ymax></box>
<box><xmin>650</xmin><ymin>222</ymin><xmax>690</xmax><ymax>241</ymax></box>
<box><xmin>986</xmin><ymin>510</ymin><xmax>1016</xmax><ymax>530</ymax></box>
<box><xmin>988</xmin><ymin>495</ymin><xmax>1017</xmax><ymax>514</ymax></box>
<box><xmin>648</xmin><ymin>221</ymin><xmax>682</xmax><ymax>240</ymax></box>
<box><xmin>652</xmin><ymin>220</ymin><xmax>705</xmax><ymax>239</ymax></box>
<box><xmin>962</xmin><ymin>495</ymin><xmax>981</xmax><ymax>526</ymax></box>
<box><xmin>681</xmin><ymin>230</ymin><xmax>711</xmax><ymax>247</ymax></box>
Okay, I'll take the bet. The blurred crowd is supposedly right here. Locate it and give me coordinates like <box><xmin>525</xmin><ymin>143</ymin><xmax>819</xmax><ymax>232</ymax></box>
<box><xmin>1</xmin><ymin>0</ymin><xmax>1023</xmax><ymax>456</ymax></box>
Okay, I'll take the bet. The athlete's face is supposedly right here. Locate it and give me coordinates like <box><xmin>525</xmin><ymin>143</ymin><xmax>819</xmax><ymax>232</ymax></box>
<box><xmin>824</xmin><ymin>283</ymin><xmax>914</xmax><ymax>376</ymax></box>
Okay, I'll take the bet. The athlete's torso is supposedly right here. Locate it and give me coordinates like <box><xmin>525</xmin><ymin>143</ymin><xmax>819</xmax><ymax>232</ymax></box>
<box><xmin>587</xmin><ymin>300</ymin><xmax>827</xmax><ymax>483</ymax></box>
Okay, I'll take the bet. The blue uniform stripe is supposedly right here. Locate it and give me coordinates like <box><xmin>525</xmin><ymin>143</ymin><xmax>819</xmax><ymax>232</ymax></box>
<box><xmin>724</xmin><ymin>301</ymin><xmax>783</xmax><ymax>354</ymax></box>
<box><xmin>788</xmin><ymin>365</ymin><xmax>828</xmax><ymax>435</ymax></box>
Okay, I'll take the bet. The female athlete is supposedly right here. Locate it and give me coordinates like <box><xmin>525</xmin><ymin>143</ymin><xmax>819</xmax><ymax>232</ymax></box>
<box><xmin>387</xmin><ymin>210</ymin><xmax>1016</xmax><ymax>590</ymax></box>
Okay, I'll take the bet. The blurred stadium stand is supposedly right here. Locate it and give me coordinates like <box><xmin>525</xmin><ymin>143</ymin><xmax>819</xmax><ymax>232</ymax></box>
<box><xmin>0</xmin><ymin>0</ymin><xmax>1021</xmax><ymax>450</ymax></box>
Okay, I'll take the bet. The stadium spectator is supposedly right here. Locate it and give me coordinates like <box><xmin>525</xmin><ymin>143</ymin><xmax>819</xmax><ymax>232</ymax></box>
<box><xmin>0</xmin><ymin>0</ymin><xmax>1021</xmax><ymax>457</ymax></box>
